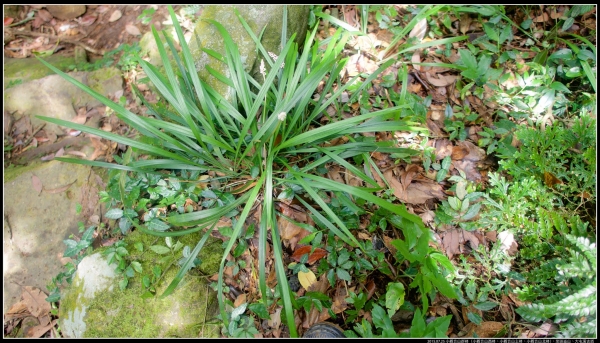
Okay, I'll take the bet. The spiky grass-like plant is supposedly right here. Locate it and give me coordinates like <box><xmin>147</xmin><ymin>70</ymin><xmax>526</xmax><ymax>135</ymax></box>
<box><xmin>37</xmin><ymin>6</ymin><xmax>427</xmax><ymax>336</ymax></box>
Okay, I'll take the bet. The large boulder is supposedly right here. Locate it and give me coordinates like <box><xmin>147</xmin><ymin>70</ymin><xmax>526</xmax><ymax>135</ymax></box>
<box><xmin>189</xmin><ymin>5</ymin><xmax>310</xmax><ymax>100</ymax></box>
<box><xmin>58</xmin><ymin>230</ymin><xmax>223</xmax><ymax>338</ymax></box>
<box><xmin>3</xmin><ymin>67</ymin><xmax>122</xmax><ymax>136</ymax></box>
<box><xmin>3</xmin><ymin>160</ymin><xmax>105</xmax><ymax>314</ymax></box>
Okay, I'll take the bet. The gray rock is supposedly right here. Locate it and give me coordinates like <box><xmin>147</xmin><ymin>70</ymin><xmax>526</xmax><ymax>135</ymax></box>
<box><xmin>58</xmin><ymin>230</ymin><xmax>223</xmax><ymax>338</ymax></box>
<box><xmin>3</xmin><ymin>160</ymin><xmax>105</xmax><ymax>314</ymax></box>
<box><xmin>45</xmin><ymin>5</ymin><xmax>87</xmax><ymax>20</ymax></box>
<box><xmin>188</xmin><ymin>5</ymin><xmax>310</xmax><ymax>100</ymax></box>
<box><xmin>3</xmin><ymin>67</ymin><xmax>122</xmax><ymax>136</ymax></box>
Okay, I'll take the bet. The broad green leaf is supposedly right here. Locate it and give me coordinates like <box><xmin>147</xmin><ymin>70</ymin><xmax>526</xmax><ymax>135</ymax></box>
<box><xmin>459</xmin><ymin>49</ymin><xmax>478</xmax><ymax>71</ymax></box>
<box><xmin>147</xmin><ymin>218</ymin><xmax>170</xmax><ymax>232</ymax></box>
<box><xmin>119</xmin><ymin>278</ymin><xmax>128</xmax><ymax>291</ymax></box>
<box><xmin>105</xmin><ymin>208</ymin><xmax>124</xmax><ymax>219</ymax></box>
<box><xmin>461</xmin><ymin>202</ymin><xmax>481</xmax><ymax>221</ymax></box>
<box><xmin>371</xmin><ymin>304</ymin><xmax>396</xmax><ymax>337</ymax></box>
<box><xmin>467</xmin><ymin>311</ymin><xmax>483</xmax><ymax>325</ymax></box>
<box><xmin>385</xmin><ymin>282</ymin><xmax>405</xmax><ymax>317</ymax></box>
<box><xmin>149</xmin><ymin>245</ymin><xmax>171</xmax><ymax>255</ymax></box>
<box><xmin>63</xmin><ymin>239</ymin><xmax>80</xmax><ymax>257</ymax></box>
<box><xmin>336</xmin><ymin>268</ymin><xmax>351</xmax><ymax>281</ymax></box>
<box><xmin>131</xmin><ymin>261</ymin><xmax>143</xmax><ymax>273</ymax></box>
<box><xmin>81</xmin><ymin>226</ymin><xmax>95</xmax><ymax>242</ymax></box>
<box><xmin>473</xmin><ymin>301</ymin><xmax>498</xmax><ymax>311</ymax></box>
<box><xmin>448</xmin><ymin>196</ymin><xmax>461</xmax><ymax>211</ymax></box>
<box><xmin>248</xmin><ymin>303</ymin><xmax>271</xmax><ymax>320</ymax></box>
<box><xmin>466</xmin><ymin>280</ymin><xmax>476</xmax><ymax>301</ymax></box>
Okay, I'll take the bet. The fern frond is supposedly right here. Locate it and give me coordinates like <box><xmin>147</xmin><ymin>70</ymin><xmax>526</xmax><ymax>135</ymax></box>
<box><xmin>557</xmin><ymin>253</ymin><xmax>595</xmax><ymax>281</ymax></box>
<box><xmin>565</xmin><ymin>234</ymin><xmax>596</xmax><ymax>269</ymax></box>
<box><xmin>556</xmin><ymin>318</ymin><xmax>596</xmax><ymax>338</ymax></box>
<box><xmin>516</xmin><ymin>302</ymin><xmax>552</xmax><ymax>322</ymax></box>
<box><xmin>553</xmin><ymin>283</ymin><xmax>597</xmax><ymax>319</ymax></box>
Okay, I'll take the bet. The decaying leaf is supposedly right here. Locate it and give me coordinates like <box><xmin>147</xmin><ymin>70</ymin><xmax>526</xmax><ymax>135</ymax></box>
<box><xmin>425</xmin><ymin>72</ymin><xmax>458</xmax><ymax>87</ymax></box>
<box><xmin>21</xmin><ymin>286</ymin><xmax>51</xmax><ymax>318</ymax></box>
<box><xmin>331</xmin><ymin>284</ymin><xmax>349</xmax><ymax>314</ymax></box>
<box><xmin>267</xmin><ymin>307</ymin><xmax>282</xmax><ymax>330</ymax></box>
<box><xmin>403</xmin><ymin>180</ymin><xmax>446</xmax><ymax>204</ymax></box>
<box><xmin>108</xmin><ymin>10</ymin><xmax>122</xmax><ymax>22</ymax></box>
<box><xmin>383</xmin><ymin>166</ymin><xmax>445</xmax><ymax>204</ymax></box>
<box><xmin>440</xmin><ymin>228</ymin><xmax>481</xmax><ymax>259</ymax></box>
<box><xmin>71</xmin><ymin>107</ymin><xmax>88</xmax><ymax>125</ymax></box>
<box><xmin>533</xmin><ymin>12</ymin><xmax>549</xmax><ymax>23</ymax></box>
<box><xmin>459</xmin><ymin>13</ymin><xmax>472</xmax><ymax>34</ymax></box>
<box><xmin>4</xmin><ymin>301</ymin><xmax>31</xmax><ymax>321</ymax></box>
<box><xmin>461</xmin><ymin>321</ymin><xmax>505</xmax><ymax>338</ymax></box>
<box><xmin>277</xmin><ymin>204</ymin><xmax>311</xmax><ymax>250</ymax></box>
<box><xmin>31</xmin><ymin>174</ymin><xmax>43</xmax><ymax>195</ymax></box>
<box><xmin>291</xmin><ymin>246</ymin><xmax>328</xmax><ymax>265</ymax></box>
<box><xmin>125</xmin><ymin>24</ymin><xmax>141</xmax><ymax>36</ymax></box>
<box><xmin>298</xmin><ymin>270</ymin><xmax>317</xmax><ymax>290</ymax></box>
<box><xmin>409</xmin><ymin>18</ymin><xmax>428</xmax><ymax>40</ymax></box>
<box><xmin>452</xmin><ymin>141</ymin><xmax>486</xmax><ymax>162</ymax></box>
<box><xmin>233</xmin><ymin>293</ymin><xmax>246</xmax><ymax>308</ymax></box>
<box><xmin>326</xmin><ymin>165</ymin><xmax>345</xmax><ymax>184</ymax></box>
<box><xmin>26</xmin><ymin>319</ymin><xmax>57</xmax><ymax>338</ymax></box>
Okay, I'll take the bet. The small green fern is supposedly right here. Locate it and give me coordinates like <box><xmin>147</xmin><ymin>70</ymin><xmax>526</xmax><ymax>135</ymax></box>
<box><xmin>516</xmin><ymin>235</ymin><xmax>597</xmax><ymax>338</ymax></box>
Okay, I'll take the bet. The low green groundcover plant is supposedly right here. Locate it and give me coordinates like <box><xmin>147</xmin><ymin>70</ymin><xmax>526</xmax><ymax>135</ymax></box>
<box><xmin>37</xmin><ymin>6</ymin><xmax>437</xmax><ymax>336</ymax></box>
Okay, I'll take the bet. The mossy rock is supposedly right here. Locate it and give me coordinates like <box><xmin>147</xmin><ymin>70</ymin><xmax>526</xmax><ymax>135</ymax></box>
<box><xmin>58</xmin><ymin>230</ymin><xmax>224</xmax><ymax>338</ymax></box>
<box><xmin>188</xmin><ymin>5</ymin><xmax>310</xmax><ymax>100</ymax></box>
<box><xmin>4</xmin><ymin>47</ymin><xmax>88</xmax><ymax>89</ymax></box>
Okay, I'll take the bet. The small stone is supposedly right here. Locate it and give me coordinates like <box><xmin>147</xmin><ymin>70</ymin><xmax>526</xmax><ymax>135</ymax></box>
<box><xmin>45</xmin><ymin>5</ymin><xmax>86</xmax><ymax>21</ymax></box>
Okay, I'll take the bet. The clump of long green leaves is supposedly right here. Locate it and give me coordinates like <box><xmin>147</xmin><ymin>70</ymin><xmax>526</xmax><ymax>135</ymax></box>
<box><xmin>37</xmin><ymin>6</ymin><xmax>426</xmax><ymax>336</ymax></box>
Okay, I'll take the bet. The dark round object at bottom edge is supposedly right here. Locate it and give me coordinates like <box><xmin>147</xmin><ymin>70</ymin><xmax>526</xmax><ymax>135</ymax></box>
<box><xmin>303</xmin><ymin>321</ymin><xmax>345</xmax><ymax>338</ymax></box>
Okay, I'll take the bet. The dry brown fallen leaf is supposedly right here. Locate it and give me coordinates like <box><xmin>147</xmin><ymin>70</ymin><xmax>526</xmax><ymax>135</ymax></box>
<box><xmin>327</xmin><ymin>165</ymin><xmax>345</xmax><ymax>184</ymax></box>
<box><xmin>440</xmin><ymin>228</ymin><xmax>481</xmax><ymax>260</ymax></box>
<box><xmin>453</xmin><ymin>159</ymin><xmax>482</xmax><ymax>182</ymax></box>
<box><xmin>291</xmin><ymin>246</ymin><xmax>328</xmax><ymax>265</ymax></box>
<box><xmin>459</xmin><ymin>13</ymin><xmax>472</xmax><ymax>34</ymax></box>
<box><xmin>409</xmin><ymin>18</ymin><xmax>428</xmax><ymax>40</ymax></box>
<box><xmin>461</xmin><ymin>321</ymin><xmax>505</xmax><ymax>338</ymax></box>
<box><xmin>452</xmin><ymin>141</ymin><xmax>485</xmax><ymax>162</ymax></box>
<box><xmin>434</xmin><ymin>138</ymin><xmax>454</xmax><ymax>160</ymax></box>
<box><xmin>425</xmin><ymin>72</ymin><xmax>458</xmax><ymax>87</ymax></box>
<box><xmin>402</xmin><ymin>181</ymin><xmax>445</xmax><ymax>204</ymax></box>
<box><xmin>108</xmin><ymin>10</ymin><xmax>122</xmax><ymax>22</ymax></box>
<box><xmin>31</xmin><ymin>174</ymin><xmax>43</xmax><ymax>195</ymax></box>
<box><xmin>268</xmin><ymin>307</ymin><xmax>282</xmax><ymax>332</ymax></box>
<box><xmin>125</xmin><ymin>24</ymin><xmax>142</xmax><ymax>36</ymax></box>
<box><xmin>4</xmin><ymin>301</ymin><xmax>30</xmax><ymax>321</ymax></box>
<box><xmin>26</xmin><ymin>319</ymin><xmax>57</xmax><ymax>338</ymax></box>
<box><xmin>519</xmin><ymin>321</ymin><xmax>558</xmax><ymax>338</ymax></box>
<box><xmin>233</xmin><ymin>293</ymin><xmax>246</xmax><ymax>308</ymax></box>
<box><xmin>21</xmin><ymin>286</ymin><xmax>51</xmax><ymax>318</ymax></box>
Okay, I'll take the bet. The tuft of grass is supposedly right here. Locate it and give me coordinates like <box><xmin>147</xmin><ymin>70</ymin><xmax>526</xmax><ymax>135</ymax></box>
<box><xmin>36</xmin><ymin>5</ymin><xmax>426</xmax><ymax>337</ymax></box>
